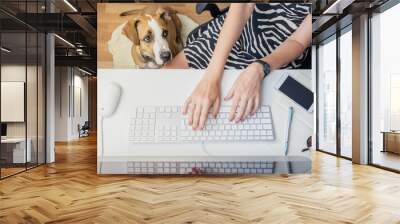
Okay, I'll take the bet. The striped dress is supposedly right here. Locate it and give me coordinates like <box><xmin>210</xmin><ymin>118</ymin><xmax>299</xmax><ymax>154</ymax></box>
<box><xmin>183</xmin><ymin>3</ymin><xmax>311</xmax><ymax>69</ymax></box>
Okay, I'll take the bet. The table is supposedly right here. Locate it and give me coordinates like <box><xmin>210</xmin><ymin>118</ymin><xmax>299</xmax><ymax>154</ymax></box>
<box><xmin>381</xmin><ymin>131</ymin><xmax>400</xmax><ymax>154</ymax></box>
<box><xmin>1</xmin><ymin>138</ymin><xmax>32</xmax><ymax>163</ymax></box>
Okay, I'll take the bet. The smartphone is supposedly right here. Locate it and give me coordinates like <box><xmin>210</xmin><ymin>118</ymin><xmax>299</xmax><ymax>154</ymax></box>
<box><xmin>274</xmin><ymin>74</ymin><xmax>314</xmax><ymax>113</ymax></box>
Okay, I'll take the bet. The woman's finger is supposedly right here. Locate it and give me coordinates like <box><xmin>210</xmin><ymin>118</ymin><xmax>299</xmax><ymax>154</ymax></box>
<box><xmin>252</xmin><ymin>94</ymin><xmax>260</xmax><ymax>115</ymax></box>
<box><xmin>242</xmin><ymin>98</ymin><xmax>254</xmax><ymax>121</ymax></box>
<box><xmin>182</xmin><ymin>98</ymin><xmax>191</xmax><ymax>115</ymax></box>
<box><xmin>229</xmin><ymin>95</ymin><xmax>240</xmax><ymax>121</ymax></box>
<box><xmin>192</xmin><ymin>104</ymin><xmax>202</xmax><ymax>130</ymax></box>
<box><xmin>224</xmin><ymin>87</ymin><xmax>234</xmax><ymax>101</ymax></box>
<box><xmin>211</xmin><ymin>98</ymin><xmax>220</xmax><ymax>118</ymax></box>
<box><xmin>198</xmin><ymin>104</ymin><xmax>210</xmax><ymax>130</ymax></box>
<box><xmin>234</xmin><ymin>97</ymin><xmax>248</xmax><ymax>123</ymax></box>
<box><xmin>187</xmin><ymin>103</ymin><xmax>195</xmax><ymax>125</ymax></box>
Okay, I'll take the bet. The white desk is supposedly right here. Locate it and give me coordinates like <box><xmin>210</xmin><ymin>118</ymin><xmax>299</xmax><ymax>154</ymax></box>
<box><xmin>98</xmin><ymin>69</ymin><xmax>313</xmax><ymax>173</ymax></box>
<box><xmin>1</xmin><ymin>138</ymin><xmax>32</xmax><ymax>163</ymax></box>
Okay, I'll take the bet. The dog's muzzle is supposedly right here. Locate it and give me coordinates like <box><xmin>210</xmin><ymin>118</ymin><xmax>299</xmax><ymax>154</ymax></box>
<box><xmin>160</xmin><ymin>51</ymin><xmax>172</xmax><ymax>63</ymax></box>
<box><xmin>141</xmin><ymin>52</ymin><xmax>154</xmax><ymax>62</ymax></box>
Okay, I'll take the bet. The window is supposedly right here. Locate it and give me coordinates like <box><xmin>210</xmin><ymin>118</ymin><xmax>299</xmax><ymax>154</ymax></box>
<box><xmin>370</xmin><ymin>2</ymin><xmax>400</xmax><ymax>171</ymax></box>
<box><xmin>339</xmin><ymin>28</ymin><xmax>352</xmax><ymax>158</ymax></box>
<box><xmin>317</xmin><ymin>36</ymin><xmax>337</xmax><ymax>154</ymax></box>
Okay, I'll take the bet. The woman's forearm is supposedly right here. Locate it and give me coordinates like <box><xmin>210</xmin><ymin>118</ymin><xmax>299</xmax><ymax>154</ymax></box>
<box><xmin>206</xmin><ymin>3</ymin><xmax>255</xmax><ymax>81</ymax></box>
<box><xmin>261</xmin><ymin>14</ymin><xmax>312</xmax><ymax>70</ymax></box>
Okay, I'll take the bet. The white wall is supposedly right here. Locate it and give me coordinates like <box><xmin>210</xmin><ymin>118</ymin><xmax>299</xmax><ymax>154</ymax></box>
<box><xmin>54</xmin><ymin>67</ymin><xmax>89</xmax><ymax>141</ymax></box>
<box><xmin>1</xmin><ymin>65</ymin><xmax>38</xmax><ymax>138</ymax></box>
<box><xmin>1</xmin><ymin>65</ymin><xmax>26</xmax><ymax>138</ymax></box>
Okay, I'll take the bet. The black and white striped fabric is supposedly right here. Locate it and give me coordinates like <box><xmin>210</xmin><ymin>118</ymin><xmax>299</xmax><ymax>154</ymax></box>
<box><xmin>183</xmin><ymin>3</ymin><xmax>311</xmax><ymax>69</ymax></box>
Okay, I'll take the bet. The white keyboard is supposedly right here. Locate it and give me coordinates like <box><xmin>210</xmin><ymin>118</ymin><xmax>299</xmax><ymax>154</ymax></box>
<box><xmin>128</xmin><ymin>105</ymin><xmax>275</xmax><ymax>143</ymax></box>
<box><xmin>127</xmin><ymin>160</ymin><xmax>275</xmax><ymax>175</ymax></box>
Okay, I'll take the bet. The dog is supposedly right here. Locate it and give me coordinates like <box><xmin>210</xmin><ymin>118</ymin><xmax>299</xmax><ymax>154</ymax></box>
<box><xmin>120</xmin><ymin>7</ymin><xmax>183</xmax><ymax>68</ymax></box>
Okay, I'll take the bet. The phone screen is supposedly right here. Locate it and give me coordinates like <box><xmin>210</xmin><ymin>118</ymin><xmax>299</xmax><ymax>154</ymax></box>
<box><xmin>278</xmin><ymin>76</ymin><xmax>313</xmax><ymax>110</ymax></box>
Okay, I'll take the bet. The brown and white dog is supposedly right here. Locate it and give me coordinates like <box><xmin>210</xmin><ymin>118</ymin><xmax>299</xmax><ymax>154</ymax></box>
<box><xmin>121</xmin><ymin>7</ymin><xmax>183</xmax><ymax>68</ymax></box>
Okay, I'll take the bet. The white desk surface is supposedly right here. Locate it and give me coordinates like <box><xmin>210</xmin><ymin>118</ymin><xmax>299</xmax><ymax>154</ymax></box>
<box><xmin>1</xmin><ymin>138</ymin><xmax>27</xmax><ymax>144</ymax></box>
<box><xmin>98</xmin><ymin>69</ymin><xmax>313</xmax><ymax>160</ymax></box>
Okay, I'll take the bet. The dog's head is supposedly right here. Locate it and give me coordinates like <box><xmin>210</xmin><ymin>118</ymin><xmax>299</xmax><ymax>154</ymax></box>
<box><xmin>122</xmin><ymin>7</ymin><xmax>182</xmax><ymax>68</ymax></box>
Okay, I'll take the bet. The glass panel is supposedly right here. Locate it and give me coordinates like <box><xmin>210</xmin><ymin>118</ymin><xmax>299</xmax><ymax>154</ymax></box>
<box><xmin>318</xmin><ymin>37</ymin><xmax>337</xmax><ymax>154</ymax></box>
<box><xmin>371</xmin><ymin>4</ymin><xmax>400</xmax><ymax>171</ymax></box>
<box><xmin>26</xmin><ymin>0</ymin><xmax>39</xmax><ymax>169</ymax></box>
<box><xmin>27</xmin><ymin>31</ymin><xmax>38</xmax><ymax>169</ymax></box>
<box><xmin>339</xmin><ymin>29</ymin><xmax>352</xmax><ymax>158</ymax></box>
<box><xmin>38</xmin><ymin>32</ymin><xmax>45</xmax><ymax>165</ymax></box>
<box><xmin>0</xmin><ymin>0</ymin><xmax>46</xmax><ymax>178</ymax></box>
<box><xmin>1</xmin><ymin>30</ymin><xmax>27</xmax><ymax>177</ymax></box>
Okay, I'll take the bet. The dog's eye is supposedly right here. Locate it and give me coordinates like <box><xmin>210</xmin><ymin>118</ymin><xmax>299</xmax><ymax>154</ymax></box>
<box><xmin>144</xmin><ymin>35</ymin><xmax>151</xmax><ymax>42</ymax></box>
<box><xmin>162</xmin><ymin>30</ymin><xmax>168</xmax><ymax>38</ymax></box>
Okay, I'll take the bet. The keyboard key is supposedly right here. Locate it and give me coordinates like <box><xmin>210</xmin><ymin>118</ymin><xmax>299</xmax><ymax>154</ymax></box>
<box><xmin>144</xmin><ymin>107</ymin><xmax>156</xmax><ymax>113</ymax></box>
<box><xmin>220</xmin><ymin>107</ymin><xmax>230</xmax><ymax>112</ymax></box>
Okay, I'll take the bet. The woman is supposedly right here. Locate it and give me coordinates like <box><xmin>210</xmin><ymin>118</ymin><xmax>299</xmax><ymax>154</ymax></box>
<box><xmin>165</xmin><ymin>3</ymin><xmax>312</xmax><ymax>130</ymax></box>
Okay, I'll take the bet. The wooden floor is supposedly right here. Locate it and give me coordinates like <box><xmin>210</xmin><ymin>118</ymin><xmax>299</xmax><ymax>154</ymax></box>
<box><xmin>1</xmin><ymin>135</ymin><xmax>400</xmax><ymax>224</ymax></box>
<box><xmin>372</xmin><ymin>150</ymin><xmax>400</xmax><ymax>171</ymax></box>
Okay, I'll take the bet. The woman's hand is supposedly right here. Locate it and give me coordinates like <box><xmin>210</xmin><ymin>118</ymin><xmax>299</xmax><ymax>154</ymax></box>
<box><xmin>224</xmin><ymin>62</ymin><xmax>264</xmax><ymax>122</ymax></box>
<box><xmin>182</xmin><ymin>70</ymin><xmax>221</xmax><ymax>130</ymax></box>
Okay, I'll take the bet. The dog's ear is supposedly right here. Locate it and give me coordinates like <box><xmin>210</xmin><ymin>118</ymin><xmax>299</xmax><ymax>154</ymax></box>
<box><xmin>156</xmin><ymin>7</ymin><xmax>171</xmax><ymax>20</ymax></box>
<box><xmin>122</xmin><ymin>19</ymin><xmax>140</xmax><ymax>45</ymax></box>
<box><xmin>157</xmin><ymin>8</ymin><xmax>182</xmax><ymax>44</ymax></box>
<box><xmin>170</xmin><ymin>11</ymin><xmax>182</xmax><ymax>44</ymax></box>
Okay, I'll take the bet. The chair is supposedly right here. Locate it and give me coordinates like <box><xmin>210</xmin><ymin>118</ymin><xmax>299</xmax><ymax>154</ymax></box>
<box><xmin>79</xmin><ymin>121</ymin><xmax>90</xmax><ymax>138</ymax></box>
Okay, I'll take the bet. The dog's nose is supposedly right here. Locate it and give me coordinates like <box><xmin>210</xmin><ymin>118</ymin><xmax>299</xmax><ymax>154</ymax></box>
<box><xmin>160</xmin><ymin>51</ymin><xmax>172</xmax><ymax>62</ymax></box>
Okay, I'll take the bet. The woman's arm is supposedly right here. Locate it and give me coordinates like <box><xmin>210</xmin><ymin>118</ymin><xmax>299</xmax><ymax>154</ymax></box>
<box><xmin>261</xmin><ymin>14</ymin><xmax>312</xmax><ymax>70</ymax></box>
<box><xmin>206</xmin><ymin>3</ymin><xmax>255</xmax><ymax>80</ymax></box>
<box><xmin>225</xmin><ymin>14</ymin><xmax>312</xmax><ymax>122</ymax></box>
<box><xmin>183</xmin><ymin>3</ymin><xmax>255</xmax><ymax>130</ymax></box>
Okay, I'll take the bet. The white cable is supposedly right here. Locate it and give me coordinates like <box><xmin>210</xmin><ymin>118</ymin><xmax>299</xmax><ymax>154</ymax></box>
<box><xmin>201</xmin><ymin>141</ymin><xmax>210</xmax><ymax>156</ymax></box>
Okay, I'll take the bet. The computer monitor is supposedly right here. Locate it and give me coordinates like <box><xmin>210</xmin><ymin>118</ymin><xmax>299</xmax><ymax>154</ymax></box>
<box><xmin>1</xmin><ymin>123</ymin><xmax>7</xmax><ymax>137</ymax></box>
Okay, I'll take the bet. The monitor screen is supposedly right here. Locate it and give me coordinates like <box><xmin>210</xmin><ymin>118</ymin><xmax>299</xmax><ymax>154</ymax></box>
<box><xmin>1</xmin><ymin>123</ymin><xmax>7</xmax><ymax>137</ymax></box>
